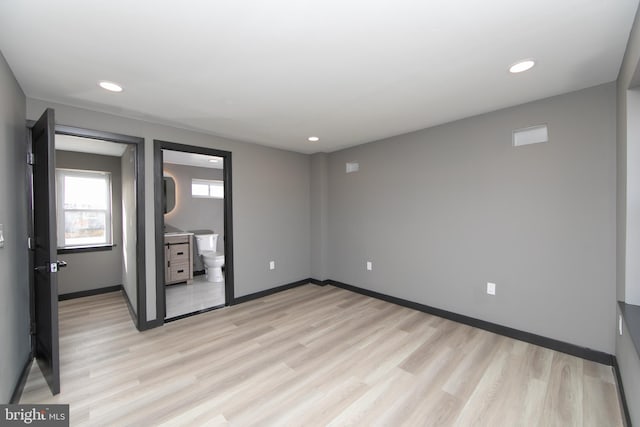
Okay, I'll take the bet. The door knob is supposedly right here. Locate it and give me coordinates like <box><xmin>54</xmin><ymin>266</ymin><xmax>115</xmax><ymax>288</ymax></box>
<box><xmin>35</xmin><ymin>261</ymin><xmax>68</xmax><ymax>273</ymax></box>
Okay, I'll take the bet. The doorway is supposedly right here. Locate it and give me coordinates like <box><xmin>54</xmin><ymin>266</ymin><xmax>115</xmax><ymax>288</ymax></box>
<box><xmin>27</xmin><ymin>117</ymin><xmax>146</xmax><ymax>396</ymax></box>
<box><xmin>55</xmin><ymin>126</ymin><xmax>146</xmax><ymax>329</ymax></box>
<box><xmin>153</xmin><ymin>140</ymin><xmax>234</xmax><ymax>321</ymax></box>
<box><xmin>30</xmin><ymin>124</ymin><xmax>147</xmax><ymax>329</ymax></box>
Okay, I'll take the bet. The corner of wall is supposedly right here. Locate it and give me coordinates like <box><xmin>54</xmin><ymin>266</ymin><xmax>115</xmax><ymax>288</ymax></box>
<box><xmin>310</xmin><ymin>153</ymin><xmax>329</xmax><ymax>280</ymax></box>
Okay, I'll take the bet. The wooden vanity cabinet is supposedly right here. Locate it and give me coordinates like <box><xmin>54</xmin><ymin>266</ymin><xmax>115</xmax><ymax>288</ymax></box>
<box><xmin>165</xmin><ymin>233</ymin><xmax>194</xmax><ymax>285</ymax></box>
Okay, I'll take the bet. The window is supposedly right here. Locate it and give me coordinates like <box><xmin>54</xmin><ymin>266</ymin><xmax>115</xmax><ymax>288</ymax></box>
<box><xmin>56</xmin><ymin>169</ymin><xmax>113</xmax><ymax>248</ymax></box>
<box><xmin>191</xmin><ymin>179</ymin><xmax>224</xmax><ymax>199</ymax></box>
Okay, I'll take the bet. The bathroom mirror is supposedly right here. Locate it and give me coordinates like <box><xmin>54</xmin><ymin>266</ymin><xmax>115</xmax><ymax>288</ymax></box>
<box><xmin>163</xmin><ymin>176</ymin><xmax>176</xmax><ymax>213</ymax></box>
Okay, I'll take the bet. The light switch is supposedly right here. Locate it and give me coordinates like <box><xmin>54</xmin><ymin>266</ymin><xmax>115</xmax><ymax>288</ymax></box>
<box><xmin>0</xmin><ymin>224</ymin><xmax>4</xmax><ymax>248</ymax></box>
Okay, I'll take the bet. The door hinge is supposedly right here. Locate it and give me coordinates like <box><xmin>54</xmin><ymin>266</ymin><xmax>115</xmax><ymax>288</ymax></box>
<box><xmin>30</xmin><ymin>322</ymin><xmax>36</xmax><ymax>336</ymax></box>
<box><xmin>26</xmin><ymin>152</ymin><xmax>35</xmax><ymax>165</ymax></box>
<box><xmin>27</xmin><ymin>237</ymin><xmax>34</xmax><ymax>250</ymax></box>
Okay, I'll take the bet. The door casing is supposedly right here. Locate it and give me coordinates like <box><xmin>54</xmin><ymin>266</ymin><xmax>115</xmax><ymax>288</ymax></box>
<box><xmin>28</xmin><ymin>123</ymin><xmax>148</xmax><ymax>330</ymax></box>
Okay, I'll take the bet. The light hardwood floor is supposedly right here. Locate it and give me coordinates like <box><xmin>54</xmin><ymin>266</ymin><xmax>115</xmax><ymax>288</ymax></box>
<box><xmin>21</xmin><ymin>284</ymin><xmax>624</xmax><ymax>426</ymax></box>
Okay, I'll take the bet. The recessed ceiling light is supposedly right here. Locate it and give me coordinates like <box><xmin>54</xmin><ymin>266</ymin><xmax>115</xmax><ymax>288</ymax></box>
<box><xmin>509</xmin><ymin>59</ymin><xmax>536</xmax><ymax>74</ymax></box>
<box><xmin>308</xmin><ymin>136</ymin><xmax>320</xmax><ymax>142</ymax></box>
<box><xmin>98</xmin><ymin>80</ymin><xmax>123</xmax><ymax>92</ymax></box>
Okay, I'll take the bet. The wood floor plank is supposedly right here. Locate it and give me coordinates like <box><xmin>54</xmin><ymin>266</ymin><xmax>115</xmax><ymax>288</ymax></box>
<box><xmin>539</xmin><ymin>352</ymin><xmax>585</xmax><ymax>427</ymax></box>
<box><xmin>373</xmin><ymin>346</ymin><xmax>460</xmax><ymax>426</ymax></box>
<box><xmin>325</xmin><ymin>368</ymin><xmax>416</xmax><ymax>426</ymax></box>
<box><xmin>20</xmin><ymin>285</ymin><xmax>624</xmax><ymax>426</ymax></box>
<box><xmin>453</xmin><ymin>346</ymin><xmax>511</xmax><ymax>426</ymax></box>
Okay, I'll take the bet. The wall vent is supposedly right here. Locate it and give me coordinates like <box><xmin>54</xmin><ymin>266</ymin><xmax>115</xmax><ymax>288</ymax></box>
<box><xmin>513</xmin><ymin>125</ymin><xmax>548</xmax><ymax>147</ymax></box>
<box><xmin>346</xmin><ymin>162</ymin><xmax>359</xmax><ymax>173</ymax></box>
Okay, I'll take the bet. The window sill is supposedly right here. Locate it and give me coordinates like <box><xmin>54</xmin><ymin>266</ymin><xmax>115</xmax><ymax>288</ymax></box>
<box><xmin>57</xmin><ymin>244</ymin><xmax>115</xmax><ymax>254</ymax></box>
<box><xmin>619</xmin><ymin>301</ymin><xmax>640</xmax><ymax>358</ymax></box>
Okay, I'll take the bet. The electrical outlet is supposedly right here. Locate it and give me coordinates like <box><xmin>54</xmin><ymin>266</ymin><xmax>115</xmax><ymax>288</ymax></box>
<box><xmin>269</xmin><ymin>261</ymin><xmax>275</xmax><ymax>270</ymax></box>
<box><xmin>366</xmin><ymin>261</ymin><xmax>372</xmax><ymax>271</ymax></box>
<box><xmin>619</xmin><ymin>315</ymin><xmax>623</xmax><ymax>336</ymax></box>
<box><xmin>486</xmin><ymin>282</ymin><xmax>496</xmax><ymax>296</ymax></box>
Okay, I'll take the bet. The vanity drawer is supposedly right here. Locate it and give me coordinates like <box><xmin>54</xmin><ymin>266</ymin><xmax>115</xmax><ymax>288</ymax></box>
<box><xmin>168</xmin><ymin>263</ymin><xmax>190</xmax><ymax>282</ymax></box>
<box><xmin>164</xmin><ymin>233</ymin><xmax>193</xmax><ymax>285</ymax></box>
<box><xmin>169</xmin><ymin>243</ymin><xmax>189</xmax><ymax>261</ymax></box>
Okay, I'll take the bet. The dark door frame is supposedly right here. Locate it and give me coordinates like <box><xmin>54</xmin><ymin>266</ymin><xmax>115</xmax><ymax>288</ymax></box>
<box><xmin>153</xmin><ymin>140</ymin><xmax>234</xmax><ymax>322</ymax></box>
<box><xmin>28</xmin><ymin>123</ymin><xmax>149</xmax><ymax>330</ymax></box>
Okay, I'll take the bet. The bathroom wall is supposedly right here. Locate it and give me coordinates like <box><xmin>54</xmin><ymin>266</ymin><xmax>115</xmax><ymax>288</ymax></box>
<box><xmin>163</xmin><ymin>162</ymin><xmax>225</xmax><ymax>272</ymax></box>
<box><xmin>56</xmin><ymin>150</ymin><xmax>123</xmax><ymax>295</ymax></box>
<box><xmin>163</xmin><ymin>162</ymin><xmax>225</xmax><ymax>253</ymax></box>
<box><xmin>0</xmin><ymin>50</ymin><xmax>29</xmax><ymax>403</ymax></box>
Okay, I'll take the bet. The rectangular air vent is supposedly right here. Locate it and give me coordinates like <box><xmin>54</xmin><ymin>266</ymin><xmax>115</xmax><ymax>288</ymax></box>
<box><xmin>346</xmin><ymin>162</ymin><xmax>359</xmax><ymax>173</ymax></box>
<box><xmin>513</xmin><ymin>125</ymin><xmax>548</xmax><ymax>147</ymax></box>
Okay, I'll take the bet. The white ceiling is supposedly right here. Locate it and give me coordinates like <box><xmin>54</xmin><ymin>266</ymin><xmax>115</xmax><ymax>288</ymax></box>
<box><xmin>55</xmin><ymin>134</ymin><xmax>223</xmax><ymax>167</ymax></box>
<box><xmin>1</xmin><ymin>1</ymin><xmax>638</xmax><ymax>154</ymax></box>
<box><xmin>163</xmin><ymin>150</ymin><xmax>224</xmax><ymax>169</ymax></box>
<box><xmin>55</xmin><ymin>134</ymin><xmax>127</xmax><ymax>157</ymax></box>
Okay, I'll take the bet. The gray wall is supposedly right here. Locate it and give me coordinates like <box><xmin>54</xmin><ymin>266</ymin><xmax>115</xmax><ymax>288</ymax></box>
<box><xmin>27</xmin><ymin>98</ymin><xmax>311</xmax><ymax>320</ymax></box>
<box><xmin>625</xmin><ymin>88</ymin><xmax>640</xmax><ymax>305</ymax></box>
<box><xmin>327</xmin><ymin>83</ymin><xmax>617</xmax><ymax>354</ymax></box>
<box><xmin>122</xmin><ymin>145</ymin><xmax>137</xmax><ymax>312</ymax></box>
<box><xmin>163</xmin><ymin>162</ymin><xmax>225</xmax><ymax>254</ymax></box>
<box><xmin>310</xmin><ymin>153</ymin><xmax>329</xmax><ymax>280</ymax></box>
<box><xmin>0</xmin><ymin>52</ymin><xmax>29</xmax><ymax>403</ymax></box>
<box><xmin>55</xmin><ymin>151</ymin><xmax>123</xmax><ymax>295</ymax></box>
<box><xmin>616</xmin><ymin>5</ymin><xmax>640</xmax><ymax>426</ymax></box>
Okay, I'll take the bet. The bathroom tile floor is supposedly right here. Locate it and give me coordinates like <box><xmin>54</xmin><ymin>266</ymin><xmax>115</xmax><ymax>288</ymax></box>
<box><xmin>165</xmin><ymin>275</ymin><xmax>225</xmax><ymax>319</ymax></box>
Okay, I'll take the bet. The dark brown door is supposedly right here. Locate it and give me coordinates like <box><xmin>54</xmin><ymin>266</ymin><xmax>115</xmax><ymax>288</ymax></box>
<box><xmin>31</xmin><ymin>108</ymin><xmax>60</xmax><ymax>395</ymax></box>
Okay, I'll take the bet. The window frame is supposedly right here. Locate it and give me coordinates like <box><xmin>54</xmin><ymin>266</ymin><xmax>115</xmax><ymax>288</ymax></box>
<box><xmin>55</xmin><ymin>168</ymin><xmax>114</xmax><ymax>249</ymax></box>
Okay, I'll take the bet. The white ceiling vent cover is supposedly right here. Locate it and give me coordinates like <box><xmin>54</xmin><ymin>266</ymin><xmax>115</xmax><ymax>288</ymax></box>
<box><xmin>513</xmin><ymin>125</ymin><xmax>548</xmax><ymax>147</ymax></box>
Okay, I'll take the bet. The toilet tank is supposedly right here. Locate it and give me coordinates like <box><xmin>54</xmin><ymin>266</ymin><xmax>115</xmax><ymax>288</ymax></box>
<box><xmin>195</xmin><ymin>233</ymin><xmax>218</xmax><ymax>254</ymax></box>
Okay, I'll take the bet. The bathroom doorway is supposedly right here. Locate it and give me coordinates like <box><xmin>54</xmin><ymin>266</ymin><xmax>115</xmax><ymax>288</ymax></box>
<box><xmin>153</xmin><ymin>140</ymin><xmax>233</xmax><ymax>321</ymax></box>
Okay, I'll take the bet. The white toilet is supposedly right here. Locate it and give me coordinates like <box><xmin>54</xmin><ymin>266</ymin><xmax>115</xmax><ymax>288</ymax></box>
<box><xmin>194</xmin><ymin>233</ymin><xmax>225</xmax><ymax>282</ymax></box>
